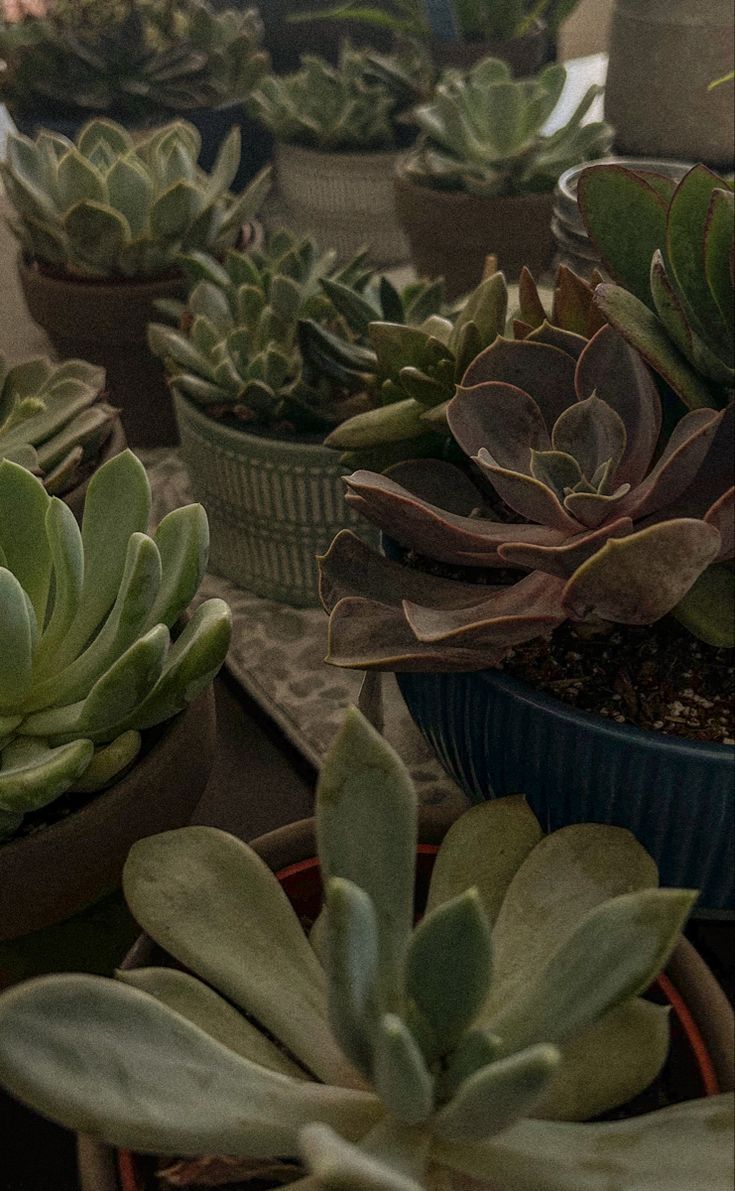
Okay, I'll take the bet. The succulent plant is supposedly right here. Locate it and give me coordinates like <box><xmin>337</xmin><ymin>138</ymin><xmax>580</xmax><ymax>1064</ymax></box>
<box><xmin>248</xmin><ymin>43</ymin><xmax>430</xmax><ymax>152</ymax></box>
<box><xmin>0</xmin><ymin>707</ymin><xmax>731</xmax><ymax>1189</ymax></box>
<box><xmin>148</xmin><ymin>229</ymin><xmax>376</xmax><ymax>435</ymax></box>
<box><xmin>320</xmin><ymin>326</ymin><xmax>735</xmax><ymax>668</ymax></box>
<box><xmin>303</xmin><ymin>264</ymin><xmax>604</xmax><ymax>470</ymax></box>
<box><xmin>577</xmin><ymin>163</ymin><xmax>734</xmax><ymax>412</ymax></box>
<box><xmin>0</xmin><ymin>449</ymin><xmax>231</xmax><ymax>841</ymax></box>
<box><xmin>0</xmin><ymin>354</ymin><xmax>119</xmax><ymax>496</ymax></box>
<box><xmin>0</xmin><ymin>117</ymin><xmax>271</xmax><ymax>278</ymax></box>
<box><xmin>0</xmin><ymin>0</ymin><xmax>268</xmax><ymax>124</ymax></box>
<box><xmin>402</xmin><ymin>57</ymin><xmax>612</xmax><ymax>197</ymax></box>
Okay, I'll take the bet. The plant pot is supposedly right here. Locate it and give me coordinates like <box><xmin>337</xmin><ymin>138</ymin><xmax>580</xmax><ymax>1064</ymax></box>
<box><xmin>394</xmin><ymin>170</ymin><xmax>555</xmax><ymax>298</ymax></box>
<box><xmin>17</xmin><ymin>256</ymin><xmax>187</xmax><ymax>448</ymax></box>
<box><xmin>396</xmin><ymin>667</ymin><xmax>735</xmax><ymax>913</ymax></box>
<box><xmin>173</xmin><ymin>391</ymin><xmax>375</xmax><ymax>606</ymax></box>
<box><xmin>62</xmin><ymin>413</ymin><xmax>126</xmax><ymax>522</ymax></box>
<box><xmin>0</xmin><ymin>687</ymin><xmax>216</xmax><ymax>947</ymax></box>
<box><xmin>551</xmin><ymin>155</ymin><xmax>693</xmax><ymax>279</ymax></box>
<box><xmin>604</xmin><ymin>0</ymin><xmax>734</xmax><ymax>167</ymax></box>
<box><xmin>78</xmin><ymin>811</ymin><xmax>733</xmax><ymax>1190</ymax></box>
<box><xmin>430</xmin><ymin>18</ymin><xmax>550</xmax><ymax>76</ymax></box>
<box><xmin>274</xmin><ymin>141</ymin><xmax>409</xmax><ymax>265</ymax></box>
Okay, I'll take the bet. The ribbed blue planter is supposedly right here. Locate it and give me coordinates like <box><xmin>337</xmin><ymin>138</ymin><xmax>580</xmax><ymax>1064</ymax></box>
<box><xmin>397</xmin><ymin>668</ymin><xmax>735</xmax><ymax>914</ymax></box>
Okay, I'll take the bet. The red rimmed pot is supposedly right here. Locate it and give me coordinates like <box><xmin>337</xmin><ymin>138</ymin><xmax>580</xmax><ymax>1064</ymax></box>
<box><xmin>430</xmin><ymin>18</ymin><xmax>550</xmax><ymax>76</ymax></box>
<box><xmin>394</xmin><ymin>168</ymin><xmax>555</xmax><ymax>299</ymax></box>
<box><xmin>73</xmin><ymin>810</ymin><xmax>733</xmax><ymax>1191</ymax></box>
<box><xmin>17</xmin><ymin>256</ymin><xmax>187</xmax><ymax>449</ymax></box>
<box><xmin>0</xmin><ymin>687</ymin><xmax>216</xmax><ymax>961</ymax></box>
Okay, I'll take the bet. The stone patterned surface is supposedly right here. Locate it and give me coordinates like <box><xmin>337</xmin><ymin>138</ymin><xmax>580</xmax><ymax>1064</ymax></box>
<box><xmin>143</xmin><ymin>448</ymin><xmax>469</xmax><ymax>812</ymax></box>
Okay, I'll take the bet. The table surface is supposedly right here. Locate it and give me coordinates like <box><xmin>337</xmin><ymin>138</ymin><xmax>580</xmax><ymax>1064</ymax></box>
<box><xmin>0</xmin><ymin>58</ymin><xmax>732</xmax><ymax>1188</ymax></box>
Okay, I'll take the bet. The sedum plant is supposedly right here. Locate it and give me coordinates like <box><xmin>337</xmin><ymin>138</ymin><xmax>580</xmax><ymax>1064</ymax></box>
<box><xmin>0</xmin><ymin>354</ymin><xmax>119</xmax><ymax>496</ymax></box>
<box><xmin>248</xmin><ymin>44</ymin><xmax>430</xmax><ymax>153</ymax></box>
<box><xmin>577</xmin><ymin>163</ymin><xmax>734</xmax><ymax>412</ymax></box>
<box><xmin>403</xmin><ymin>57</ymin><xmax>612</xmax><ymax>196</ymax></box>
<box><xmin>320</xmin><ymin>326</ymin><xmax>735</xmax><ymax>669</ymax></box>
<box><xmin>148</xmin><ymin>230</ymin><xmax>375</xmax><ymax>435</ymax></box>
<box><xmin>0</xmin><ymin>117</ymin><xmax>271</xmax><ymax>278</ymax></box>
<box><xmin>0</xmin><ymin>0</ymin><xmax>268</xmax><ymax>125</ymax></box>
<box><xmin>0</xmin><ymin>449</ymin><xmax>231</xmax><ymax>841</ymax></box>
<box><xmin>303</xmin><ymin>264</ymin><xmax>603</xmax><ymax>470</ymax></box>
<box><xmin>0</xmin><ymin>708</ymin><xmax>731</xmax><ymax>1189</ymax></box>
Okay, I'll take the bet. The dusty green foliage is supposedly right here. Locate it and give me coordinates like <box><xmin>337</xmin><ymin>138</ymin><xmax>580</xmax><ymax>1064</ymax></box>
<box><xmin>148</xmin><ymin>229</ymin><xmax>377</xmax><ymax>434</ymax></box>
<box><xmin>320</xmin><ymin>327</ymin><xmax>734</xmax><ymax>668</ymax></box>
<box><xmin>578</xmin><ymin>163</ymin><xmax>734</xmax><ymax>412</ymax></box>
<box><xmin>248</xmin><ymin>43</ymin><xmax>431</xmax><ymax>152</ymax></box>
<box><xmin>403</xmin><ymin>56</ymin><xmax>612</xmax><ymax>196</ymax></box>
<box><xmin>0</xmin><ymin>353</ymin><xmax>119</xmax><ymax>496</ymax></box>
<box><xmin>0</xmin><ymin>0</ymin><xmax>268</xmax><ymax>123</ymax></box>
<box><xmin>0</xmin><ymin>449</ymin><xmax>231</xmax><ymax>841</ymax></box>
<box><xmin>0</xmin><ymin>117</ymin><xmax>270</xmax><ymax>279</ymax></box>
<box><xmin>0</xmin><ymin>708</ymin><xmax>730</xmax><ymax>1189</ymax></box>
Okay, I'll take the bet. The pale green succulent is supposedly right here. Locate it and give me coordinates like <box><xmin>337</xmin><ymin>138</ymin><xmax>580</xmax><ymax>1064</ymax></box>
<box><xmin>148</xmin><ymin>229</ymin><xmax>373</xmax><ymax>434</ymax></box>
<box><xmin>0</xmin><ymin>450</ymin><xmax>231</xmax><ymax>841</ymax></box>
<box><xmin>0</xmin><ymin>708</ymin><xmax>730</xmax><ymax>1189</ymax></box>
<box><xmin>404</xmin><ymin>57</ymin><xmax>613</xmax><ymax>196</ymax></box>
<box><xmin>248</xmin><ymin>44</ymin><xmax>429</xmax><ymax>152</ymax></box>
<box><xmin>0</xmin><ymin>117</ymin><xmax>271</xmax><ymax>278</ymax></box>
<box><xmin>0</xmin><ymin>354</ymin><xmax>119</xmax><ymax>496</ymax></box>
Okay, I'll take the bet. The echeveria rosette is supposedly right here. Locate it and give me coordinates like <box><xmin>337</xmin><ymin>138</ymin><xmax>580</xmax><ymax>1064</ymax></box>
<box><xmin>577</xmin><ymin>163</ymin><xmax>734</xmax><ymax>412</ymax></box>
<box><xmin>320</xmin><ymin>326</ymin><xmax>734</xmax><ymax>670</ymax></box>
<box><xmin>0</xmin><ymin>708</ymin><xmax>730</xmax><ymax>1190</ymax></box>
<box><xmin>0</xmin><ymin>449</ymin><xmax>231</xmax><ymax>840</ymax></box>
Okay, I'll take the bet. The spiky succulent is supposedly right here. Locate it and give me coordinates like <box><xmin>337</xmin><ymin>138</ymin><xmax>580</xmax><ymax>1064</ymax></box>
<box><xmin>248</xmin><ymin>43</ymin><xmax>430</xmax><ymax>152</ymax></box>
<box><xmin>402</xmin><ymin>57</ymin><xmax>612</xmax><ymax>196</ymax></box>
<box><xmin>148</xmin><ymin>230</ymin><xmax>376</xmax><ymax>434</ymax></box>
<box><xmin>0</xmin><ymin>708</ymin><xmax>731</xmax><ymax>1189</ymax></box>
<box><xmin>320</xmin><ymin>326</ymin><xmax>735</xmax><ymax>669</ymax></box>
<box><xmin>0</xmin><ymin>0</ymin><xmax>267</xmax><ymax>124</ymax></box>
<box><xmin>0</xmin><ymin>117</ymin><xmax>270</xmax><ymax>278</ymax></box>
<box><xmin>0</xmin><ymin>354</ymin><xmax>119</xmax><ymax>496</ymax></box>
<box><xmin>578</xmin><ymin>163</ymin><xmax>734</xmax><ymax>412</ymax></box>
<box><xmin>303</xmin><ymin>265</ymin><xmax>604</xmax><ymax>470</ymax></box>
<box><xmin>0</xmin><ymin>450</ymin><xmax>231</xmax><ymax>841</ymax></box>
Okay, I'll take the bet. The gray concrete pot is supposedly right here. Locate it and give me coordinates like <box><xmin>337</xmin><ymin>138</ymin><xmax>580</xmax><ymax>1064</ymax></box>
<box><xmin>604</xmin><ymin>0</ymin><xmax>734</xmax><ymax>167</ymax></box>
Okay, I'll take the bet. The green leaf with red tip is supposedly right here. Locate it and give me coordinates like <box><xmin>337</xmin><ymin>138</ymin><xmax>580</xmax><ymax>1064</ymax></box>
<box><xmin>577</xmin><ymin>165</ymin><xmax>667</xmax><ymax>305</ymax></box>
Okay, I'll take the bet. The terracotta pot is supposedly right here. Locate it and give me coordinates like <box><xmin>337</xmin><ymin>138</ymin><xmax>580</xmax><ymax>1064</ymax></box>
<box><xmin>604</xmin><ymin>0</ymin><xmax>734</xmax><ymax>167</ymax></box>
<box><xmin>430</xmin><ymin>18</ymin><xmax>550</xmax><ymax>76</ymax></box>
<box><xmin>17</xmin><ymin>256</ymin><xmax>187</xmax><ymax>449</ymax></box>
<box><xmin>394</xmin><ymin>171</ymin><xmax>555</xmax><ymax>299</ymax></box>
<box><xmin>274</xmin><ymin>141</ymin><xmax>409</xmax><ymax>265</ymax></box>
<box><xmin>77</xmin><ymin>810</ymin><xmax>733</xmax><ymax>1191</ymax></box>
<box><xmin>63</xmin><ymin>414</ymin><xmax>127</xmax><ymax>522</ymax></box>
<box><xmin>0</xmin><ymin>688</ymin><xmax>216</xmax><ymax>946</ymax></box>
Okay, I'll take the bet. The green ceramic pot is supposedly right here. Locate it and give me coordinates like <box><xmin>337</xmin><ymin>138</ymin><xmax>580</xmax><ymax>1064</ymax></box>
<box><xmin>174</xmin><ymin>392</ymin><xmax>373</xmax><ymax>606</ymax></box>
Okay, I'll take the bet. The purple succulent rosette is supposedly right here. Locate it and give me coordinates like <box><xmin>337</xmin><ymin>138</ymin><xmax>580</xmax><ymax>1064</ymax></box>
<box><xmin>320</xmin><ymin>326</ymin><xmax>734</xmax><ymax>670</ymax></box>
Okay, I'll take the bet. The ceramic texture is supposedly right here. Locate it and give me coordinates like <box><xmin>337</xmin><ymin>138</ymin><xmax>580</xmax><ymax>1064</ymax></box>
<box><xmin>275</xmin><ymin>142</ymin><xmax>409</xmax><ymax>265</ymax></box>
<box><xmin>174</xmin><ymin>392</ymin><xmax>373</xmax><ymax>606</ymax></box>
<box><xmin>397</xmin><ymin>667</ymin><xmax>735</xmax><ymax>913</ymax></box>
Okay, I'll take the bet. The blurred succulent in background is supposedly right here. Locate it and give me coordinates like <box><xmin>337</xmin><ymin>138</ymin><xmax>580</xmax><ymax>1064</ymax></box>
<box><xmin>0</xmin><ymin>0</ymin><xmax>268</xmax><ymax>124</ymax></box>
<box><xmin>0</xmin><ymin>709</ymin><xmax>730</xmax><ymax>1189</ymax></box>
<box><xmin>578</xmin><ymin>163</ymin><xmax>734</xmax><ymax>412</ymax></box>
<box><xmin>0</xmin><ymin>118</ymin><xmax>270</xmax><ymax>278</ymax></box>
<box><xmin>248</xmin><ymin>42</ymin><xmax>431</xmax><ymax>152</ymax></box>
<box><xmin>402</xmin><ymin>57</ymin><xmax>612</xmax><ymax>196</ymax></box>
<box><xmin>0</xmin><ymin>354</ymin><xmax>119</xmax><ymax>495</ymax></box>
<box><xmin>148</xmin><ymin>229</ymin><xmax>374</xmax><ymax>435</ymax></box>
<box><xmin>0</xmin><ymin>450</ymin><xmax>231</xmax><ymax>840</ymax></box>
<box><xmin>320</xmin><ymin>326</ymin><xmax>734</xmax><ymax>669</ymax></box>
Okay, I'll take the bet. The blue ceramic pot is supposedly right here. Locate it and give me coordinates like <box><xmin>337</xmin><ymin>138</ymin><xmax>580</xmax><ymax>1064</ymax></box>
<box><xmin>397</xmin><ymin>667</ymin><xmax>735</xmax><ymax>914</ymax></box>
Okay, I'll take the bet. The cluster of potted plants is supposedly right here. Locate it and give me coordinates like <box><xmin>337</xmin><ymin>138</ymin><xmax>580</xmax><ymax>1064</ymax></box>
<box><xmin>0</xmin><ymin>5</ymin><xmax>733</xmax><ymax>1188</ymax></box>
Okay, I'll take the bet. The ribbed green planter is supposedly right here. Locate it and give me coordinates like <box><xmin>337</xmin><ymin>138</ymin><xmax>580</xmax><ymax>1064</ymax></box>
<box><xmin>174</xmin><ymin>392</ymin><xmax>370</xmax><ymax>606</ymax></box>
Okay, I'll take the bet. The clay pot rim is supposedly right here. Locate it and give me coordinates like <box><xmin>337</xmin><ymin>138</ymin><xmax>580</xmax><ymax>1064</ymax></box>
<box><xmin>19</xmin><ymin>253</ymin><xmax>185</xmax><ymax>295</ymax></box>
<box><xmin>394</xmin><ymin>167</ymin><xmax>556</xmax><ymax>209</ymax></box>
